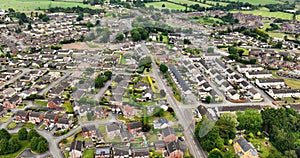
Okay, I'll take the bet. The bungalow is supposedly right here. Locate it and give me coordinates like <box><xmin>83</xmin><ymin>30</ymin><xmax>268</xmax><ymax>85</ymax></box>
<box><xmin>225</xmin><ymin>68</ymin><xmax>235</xmax><ymax>77</ymax></box>
<box><xmin>69</xmin><ymin>140</ymin><xmax>84</xmax><ymax>158</ymax></box>
<box><xmin>255</xmin><ymin>78</ymin><xmax>285</xmax><ymax>89</ymax></box>
<box><xmin>132</xmin><ymin>147</ymin><xmax>150</xmax><ymax>158</ymax></box>
<box><xmin>236</xmin><ymin>64</ymin><xmax>263</xmax><ymax>73</ymax></box>
<box><xmin>165</xmin><ymin>141</ymin><xmax>183</xmax><ymax>158</ymax></box>
<box><xmin>3</xmin><ymin>95</ymin><xmax>22</xmax><ymax>109</ymax></box>
<box><xmin>227</xmin><ymin>88</ymin><xmax>240</xmax><ymax>100</ymax></box>
<box><xmin>56</xmin><ymin>118</ymin><xmax>73</xmax><ymax>130</ymax></box>
<box><xmin>28</xmin><ymin>112</ymin><xmax>44</xmax><ymax>124</ymax></box>
<box><xmin>268</xmin><ymin>89</ymin><xmax>300</xmax><ymax>99</ymax></box>
<box><xmin>43</xmin><ymin>113</ymin><xmax>59</xmax><ymax>125</ymax></box>
<box><xmin>233</xmin><ymin>137</ymin><xmax>259</xmax><ymax>158</ymax></box>
<box><xmin>95</xmin><ymin>147</ymin><xmax>111</xmax><ymax>158</ymax></box>
<box><xmin>14</xmin><ymin>110</ymin><xmax>29</xmax><ymax>123</ymax></box>
<box><xmin>113</xmin><ymin>147</ymin><xmax>130</xmax><ymax>158</ymax></box>
<box><xmin>248</xmin><ymin>88</ymin><xmax>262</xmax><ymax>101</ymax></box>
<box><xmin>197</xmin><ymin>76</ymin><xmax>206</xmax><ymax>86</ymax></box>
<box><xmin>239</xmin><ymin>81</ymin><xmax>252</xmax><ymax>90</ymax></box>
<box><xmin>106</xmin><ymin>124</ymin><xmax>121</xmax><ymax>139</ymax></box>
<box><xmin>154</xmin><ymin>140</ymin><xmax>166</xmax><ymax>151</ymax></box>
<box><xmin>127</xmin><ymin>121</ymin><xmax>142</xmax><ymax>134</ymax></box>
<box><xmin>154</xmin><ymin>117</ymin><xmax>169</xmax><ymax>129</ymax></box>
<box><xmin>245</xmin><ymin>71</ymin><xmax>272</xmax><ymax>79</ymax></box>
<box><xmin>47</xmin><ymin>97</ymin><xmax>62</xmax><ymax>108</ymax></box>
<box><xmin>220</xmin><ymin>81</ymin><xmax>233</xmax><ymax>92</ymax></box>
<box><xmin>162</xmin><ymin>127</ymin><xmax>177</xmax><ymax>143</ymax></box>
<box><xmin>215</xmin><ymin>74</ymin><xmax>225</xmax><ymax>85</ymax></box>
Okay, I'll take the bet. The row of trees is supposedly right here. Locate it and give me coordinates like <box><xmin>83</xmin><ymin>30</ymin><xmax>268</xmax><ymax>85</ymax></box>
<box><xmin>18</xmin><ymin>128</ymin><xmax>48</xmax><ymax>153</ymax></box>
<box><xmin>47</xmin><ymin>6</ymin><xmax>105</xmax><ymax>15</ymax></box>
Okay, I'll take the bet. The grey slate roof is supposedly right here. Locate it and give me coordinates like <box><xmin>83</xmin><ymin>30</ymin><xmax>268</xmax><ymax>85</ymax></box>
<box><xmin>169</xmin><ymin>64</ymin><xmax>190</xmax><ymax>92</ymax></box>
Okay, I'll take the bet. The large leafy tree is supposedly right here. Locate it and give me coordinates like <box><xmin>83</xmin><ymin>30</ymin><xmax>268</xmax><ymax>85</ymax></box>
<box><xmin>216</xmin><ymin>113</ymin><xmax>239</xmax><ymax>139</ymax></box>
<box><xmin>236</xmin><ymin>109</ymin><xmax>262</xmax><ymax>133</ymax></box>
<box><xmin>18</xmin><ymin>128</ymin><xmax>28</xmax><ymax>140</ymax></box>
<box><xmin>208</xmin><ymin>148</ymin><xmax>223</xmax><ymax>158</ymax></box>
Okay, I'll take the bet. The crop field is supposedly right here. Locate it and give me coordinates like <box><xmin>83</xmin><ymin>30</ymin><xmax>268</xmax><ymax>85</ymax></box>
<box><xmin>231</xmin><ymin>7</ymin><xmax>293</xmax><ymax>20</ymax></box>
<box><xmin>145</xmin><ymin>2</ymin><xmax>187</xmax><ymax>10</ymax></box>
<box><xmin>0</xmin><ymin>0</ymin><xmax>92</xmax><ymax>11</ymax></box>
<box><xmin>229</xmin><ymin>0</ymin><xmax>283</xmax><ymax>5</ymax></box>
<box><xmin>168</xmin><ymin>0</ymin><xmax>212</xmax><ymax>8</ymax></box>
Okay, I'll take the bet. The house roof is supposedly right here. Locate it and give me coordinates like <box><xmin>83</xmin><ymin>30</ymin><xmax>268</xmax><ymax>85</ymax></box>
<box><xmin>166</xmin><ymin>141</ymin><xmax>182</xmax><ymax>153</ymax></box>
<box><xmin>106</xmin><ymin>124</ymin><xmax>120</xmax><ymax>132</ymax></box>
<box><xmin>127</xmin><ymin>121</ymin><xmax>142</xmax><ymax>130</ymax></box>
<box><xmin>82</xmin><ymin>125</ymin><xmax>96</xmax><ymax>133</ymax></box>
<box><xmin>235</xmin><ymin>137</ymin><xmax>257</xmax><ymax>156</ymax></box>
<box><xmin>162</xmin><ymin>127</ymin><xmax>176</xmax><ymax>137</ymax></box>
<box><xmin>120</xmin><ymin>128</ymin><xmax>133</xmax><ymax>140</ymax></box>
<box><xmin>258</xmin><ymin>78</ymin><xmax>284</xmax><ymax>83</ymax></box>
<box><xmin>154</xmin><ymin>140</ymin><xmax>166</xmax><ymax>149</ymax></box>
<box><xmin>95</xmin><ymin>147</ymin><xmax>110</xmax><ymax>156</ymax></box>
<box><xmin>158</xmin><ymin>118</ymin><xmax>168</xmax><ymax>124</ymax></box>
<box><xmin>228</xmin><ymin>88</ymin><xmax>237</xmax><ymax>96</ymax></box>
<box><xmin>44</xmin><ymin>113</ymin><xmax>57</xmax><ymax>120</ymax></box>
<box><xmin>169</xmin><ymin>64</ymin><xmax>190</xmax><ymax>92</ymax></box>
<box><xmin>132</xmin><ymin>147</ymin><xmax>150</xmax><ymax>157</ymax></box>
<box><xmin>15</xmin><ymin>110</ymin><xmax>28</xmax><ymax>117</ymax></box>
<box><xmin>113</xmin><ymin>147</ymin><xmax>129</xmax><ymax>156</ymax></box>
<box><xmin>70</xmin><ymin>140</ymin><xmax>83</xmax><ymax>151</ymax></box>
<box><xmin>8</xmin><ymin>95</ymin><xmax>20</xmax><ymax>103</ymax></box>
<box><xmin>29</xmin><ymin>112</ymin><xmax>42</xmax><ymax>117</ymax></box>
<box><xmin>51</xmin><ymin>97</ymin><xmax>62</xmax><ymax>104</ymax></box>
<box><xmin>57</xmin><ymin>118</ymin><xmax>69</xmax><ymax>124</ymax></box>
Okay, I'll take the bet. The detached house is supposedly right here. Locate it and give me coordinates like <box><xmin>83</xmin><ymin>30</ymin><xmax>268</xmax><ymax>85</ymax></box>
<box><xmin>4</xmin><ymin>95</ymin><xmax>22</xmax><ymax>109</ymax></box>
<box><xmin>43</xmin><ymin>113</ymin><xmax>59</xmax><ymax>125</ymax></box>
<box><xmin>165</xmin><ymin>141</ymin><xmax>184</xmax><ymax>158</ymax></box>
<box><xmin>56</xmin><ymin>118</ymin><xmax>73</xmax><ymax>129</ymax></box>
<box><xmin>95</xmin><ymin>147</ymin><xmax>111</xmax><ymax>158</ymax></box>
<box><xmin>106</xmin><ymin>124</ymin><xmax>121</xmax><ymax>139</ymax></box>
<box><xmin>127</xmin><ymin>121</ymin><xmax>142</xmax><ymax>134</ymax></box>
<box><xmin>69</xmin><ymin>140</ymin><xmax>84</xmax><ymax>158</ymax></box>
<box><xmin>28</xmin><ymin>112</ymin><xmax>44</xmax><ymax>124</ymax></box>
<box><xmin>82</xmin><ymin>125</ymin><xmax>103</xmax><ymax>142</ymax></box>
<box><xmin>47</xmin><ymin>97</ymin><xmax>62</xmax><ymax>108</ymax></box>
<box><xmin>14</xmin><ymin>110</ymin><xmax>29</xmax><ymax>123</ymax></box>
<box><xmin>162</xmin><ymin>127</ymin><xmax>177</xmax><ymax>143</ymax></box>
<box><xmin>233</xmin><ymin>137</ymin><xmax>259</xmax><ymax>158</ymax></box>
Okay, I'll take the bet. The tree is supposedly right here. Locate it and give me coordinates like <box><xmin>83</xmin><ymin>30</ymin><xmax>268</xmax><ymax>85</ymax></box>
<box><xmin>0</xmin><ymin>138</ymin><xmax>8</xmax><ymax>155</ymax></box>
<box><xmin>153</xmin><ymin>106</ymin><xmax>164</xmax><ymax>117</ymax></box>
<box><xmin>183</xmin><ymin>39</ymin><xmax>191</xmax><ymax>45</ymax></box>
<box><xmin>27</xmin><ymin>129</ymin><xmax>40</xmax><ymax>141</ymax></box>
<box><xmin>159</xmin><ymin>35</ymin><xmax>163</xmax><ymax>41</ymax></box>
<box><xmin>8</xmin><ymin>137</ymin><xmax>20</xmax><ymax>153</ymax></box>
<box><xmin>18</xmin><ymin>128</ymin><xmax>28</xmax><ymax>140</ymax></box>
<box><xmin>87</xmin><ymin>111</ymin><xmax>94</xmax><ymax>121</ymax></box>
<box><xmin>116</xmin><ymin>33</ymin><xmax>124</xmax><ymax>41</ymax></box>
<box><xmin>30</xmin><ymin>137</ymin><xmax>40</xmax><ymax>151</ymax></box>
<box><xmin>159</xmin><ymin>64</ymin><xmax>168</xmax><ymax>73</ymax></box>
<box><xmin>208</xmin><ymin>148</ymin><xmax>223</xmax><ymax>158</ymax></box>
<box><xmin>205</xmin><ymin>96</ymin><xmax>211</xmax><ymax>103</ymax></box>
<box><xmin>37</xmin><ymin>138</ymin><xmax>48</xmax><ymax>153</ymax></box>
<box><xmin>139</xmin><ymin>56</ymin><xmax>152</xmax><ymax>68</ymax></box>
<box><xmin>0</xmin><ymin>129</ymin><xmax>11</xmax><ymax>140</ymax></box>
<box><xmin>237</xmin><ymin>109</ymin><xmax>262</xmax><ymax>133</ymax></box>
<box><xmin>162</xmin><ymin>3</ymin><xmax>165</xmax><ymax>8</ymax></box>
<box><xmin>216</xmin><ymin>113</ymin><xmax>239</xmax><ymax>139</ymax></box>
<box><xmin>131</xmin><ymin>30</ymin><xmax>141</xmax><ymax>42</ymax></box>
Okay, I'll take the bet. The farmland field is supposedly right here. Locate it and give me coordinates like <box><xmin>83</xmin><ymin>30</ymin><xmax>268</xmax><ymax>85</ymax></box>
<box><xmin>230</xmin><ymin>7</ymin><xmax>293</xmax><ymax>20</ymax></box>
<box><xmin>168</xmin><ymin>0</ymin><xmax>212</xmax><ymax>8</ymax></box>
<box><xmin>206</xmin><ymin>0</ymin><xmax>229</xmax><ymax>6</ymax></box>
<box><xmin>0</xmin><ymin>0</ymin><xmax>92</xmax><ymax>12</ymax></box>
<box><xmin>145</xmin><ymin>2</ymin><xmax>187</xmax><ymax>10</ymax></box>
<box><xmin>229</xmin><ymin>0</ymin><xmax>283</xmax><ymax>5</ymax></box>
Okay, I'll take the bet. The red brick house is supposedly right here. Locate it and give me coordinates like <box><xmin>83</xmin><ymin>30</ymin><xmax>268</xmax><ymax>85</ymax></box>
<box><xmin>165</xmin><ymin>141</ymin><xmax>183</xmax><ymax>158</ymax></box>
<box><xmin>82</xmin><ymin>125</ymin><xmax>97</xmax><ymax>138</ymax></box>
<box><xmin>94</xmin><ymin>107</ymin><xmax>108</xmax><ymax>119</ymax></box>
<box><xmin>14</xmin><ymin>110</ymin><xmax>29</xmax><ymax>123</ymax></box>
<box><xmin>47</xmin><ymin>97</ymin><xmax>62</xmax><ymax>108</ymax></box>
<box><xmin>127</xmin><ymin>121</ymin><xmax>142</xmax><ymax>134</ymax></box>
<box><xmin>162</xmin><ymin>127</ymin><xmax>177</xmax><ymax>143</ymax></box>
<box><xmin>56</xmin><ymin>118</ymin><xmax>73</xmax><ymax>129</ymax></box>
<box><xmin>28</xmin><ymin>112</ymin><xmax>44</xmax><ymax>124</ymax></box>
<box><xmin>43</xmin><ymin>113</ymin><xmax>59</xmax><ymax>125</ymax></box>
<box><xmin>4</xmin><ymin>95</ymin><xmax>22</xmax><ymax>109</ymax></box>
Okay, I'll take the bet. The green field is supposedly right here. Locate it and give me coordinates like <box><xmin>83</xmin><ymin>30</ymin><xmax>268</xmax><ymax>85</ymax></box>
<box><xmin>145</xmin><ymin>2</ymin><xmax>187</xmax><ymax>10</ymax></box>
<box><xmin>0</xmin><ymin>0</ymin><xmax>92</xmax><ymax>12</ymax></box>
<box><xmin>168</xmin><ymin>0</ymin><xmax>212</xmax><ymax>8</ymax></box>
<box><xmin>206</xmin><ymin>0</ymin><xmax>229</xmax><ymax>6</ymax></box>
<box><xmin>231</xmin><ymin>7</ymin><xmax>293</xmax><ymax>20</ymax></box>
<box><xmin>229</xmin><ymin>0</ymin><xmax>283</xmax><ymax>5</ymax></box>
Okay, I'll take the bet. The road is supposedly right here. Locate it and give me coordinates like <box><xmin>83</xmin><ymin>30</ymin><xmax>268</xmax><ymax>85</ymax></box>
<box><xmin>93</xmin><ymin>80</ymin><xmax>112</xmax><ymax>101</ymax></box>
<box><xmin>143</xmin><ymin>42</ymin><xmax>207</xmax><ymax>158</ymax></box>
<box><xmin>0</xmin><ymin>69</ymin><xmax>31</xmax><ymax>90</ymax></box>
<box><xmin>38</xmin><ymin>71</ymin><xmax>72</xmax><ymax>96</ymax></box>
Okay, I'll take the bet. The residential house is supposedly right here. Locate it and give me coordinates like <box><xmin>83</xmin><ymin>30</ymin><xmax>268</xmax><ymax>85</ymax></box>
<box><xmin>69</xmin><ymin>141</ymin><xmax>84</xmax><ymax>158</ymax></box>
<box><xmin>3</xmin><ymin>95</ymin><xmax>22</xmax><ymax>109</ymax></box>
<box><xmin>227</xmin><ymin>88</ymin><xmax>240</xmax><ymax>100</ymax></box>
<box><xmin>106</xmin><ymin>124</ymin><xmax>121</xmax><ymax>139</ymax></box>
<box><xmin>215</xmin><ymin>74</ymin><xmax>225</xmax><ymax>85</ymax></box>
<box><xmin>14</xmin><ymin>110</ymin><xmax>29</xmax><ymax>123</ymax></box>
<box><xmin>123</xmin><ymin>104</ymin><xmax>137</xmax><ymax>119</ymax></box>
<box><xmin>0</xmin><ymin>106</ymin><xmax>7</xmax><ymax>118</ymax></box>
<box><xmin>248</xmin><ymin>88</ymin><xmax>262</xmax><ymax>101</ymax></box>
<box><xmin>127</xmin><ymin>121</ymin><xmax>142</xmax><ymax>134</ymax></box>
<box><xmin>233</xmin><ymin>137</ymin><xmax>259</xmax><ymax>158</ymax></box>
<box><xmin>43</xmin><ymin>113</ymin><xmax>59</xmax><ymax>125</ymax></box>
<box><xmin>220</xmin><ymin>81</ymin><xmax>233</xmax><ymax>92</ymax></box>
<box><xmin>255</xmin><ymin>78</ymin><xmax>285</xmax><ymax>89</ymax></box>
<box><xmin>236</xmin><ymin>64</ymin><xmax>263</xmax><ymax>73</ymax></box>
<box><xmin>132</xmin><ymin>147</ymin><xmax>150</xmax><ymax>158</ymax></box>
<box><xmin>2</xmin><ymin>87</ymin><xmax>16</xmax><ymax>97</ymax></box>
<box><xmin>165</xmin><ymin>141</ymin><xmax>183</xmax><ymax>158</ymax></box>
<box><xmin>154</xmin><ymin>140</ymin><xmax>166</xmax><ymax>151</ymax></box>
<box><xmin>94</xmin><ymin>107</ymin><xmax>108</xmax><ymax>119</ymax></box>
<box><xmin>154</xmin><ymin>117</ymin><xmax>169</xmax><ymax>129</ymax></box>
<box><xmin>239</xmin><ymin>81</ymin><xmax>252</xmax><ymax>90</ymax></box>
<box><xmin>113</xmin><ymin>147</ymin><xmax>130</xmax><ymax>158</ymax></box>
<box><xmin>196</xmin><ymin>105</ymin><xmax>219</xmax><ymax>121</ymax></box>
<box><xmin>120</xmin><ymin>128</ymin><xmax>134</xmax><ymax>142</ymax></box>
<box><xmin>268</xmin><ymin>89</ymin><xmax>300</xmax><ymax>99</ymax></box>
<box><xmin>82</xmin><ymin>125</ymin><xmax>103</xmax><ymax>142</ymax></box>
<box><xmin>56</xmin><ymin>118</ymin><xmax>73</xmax><ymax>129</ymax></box>
<box><xmin>28</xmin><ymin>112</ymin><xmax>44</xmax><ymax>124</ymax></box>
<box><xmin>95</xmin><ymin>147</ymin><xmax>111</xmax><ymax>158</ymax></box>
<box><xmin>245</xmin><ymin>71</ymin><xmax>272</xmax><ymax>79</ymax></box>
<box><xmin>162</xmin><ymin>127</ymin><xmax>177</xmax><ymax>143</ymax></box>
<box><xmin>169</xmin><ymin>64</ymin><xmax>190</xmax><ymax>93</ymax></box>
<box><xmin>47</xmin><ymin>97</ymin><xmax>62</xmax><ymax>108</ymax></box>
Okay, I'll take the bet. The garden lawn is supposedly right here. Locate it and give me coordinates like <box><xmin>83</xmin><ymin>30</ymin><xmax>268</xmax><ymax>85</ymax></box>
<box><xmin>230</xmin><ymin>7</ymin><xmax>293</xmax><ymax>20</ymax></box>
<box><xmin>83</xmin><ymin>149</ymin><xmax>94</xmax><ymax>158</ymax></box>
<box><xmin>272</xmin><ymin>71</ymin><xmax>300</xmax><ymax>89</ymax></box>
<box><xmin>249</xmin><ymin>137</ymin><xmax>279</xmax><ymax>158</ymax></box>
<box><xmin>145</xmin><ymin>2</ymin><xmax>186</xmax><ymax>10</ymax></box>
<box><xmin>23</xmin><ymin>122</ymin><xmax>36</xmax><ymax>129</ymax></box>
<box><xmin>168</xmin><ymin>0</ymin><xmax>212</xmax><ymax>8</ymax></box>
<box><xmin>7</xmin><ymin>122</ymin><xmax>17</xmax><ymax>129</ymax></box>
<box><xmin>0</xmin><ymin>0</ymin><xmax>92</xmax><ymax>12</ymax></box>
<box><xmin>0</xmin><ymin>116</ymin><xmax>10</xmax><ymax>122</ymax></box>
<box><xmin>62</xmin><ymin>102</ymin><xmax>74</xmax><ymax>113</ymax></box>
<box><xmin>206</xmin><ymin>0</ymin><xmax>229</xmax><ymax>6</ymax></box>
<box><xmin>34</xmin><ymin>100</ymin><xmax>48</xmax><ymax>106</ymax></box>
